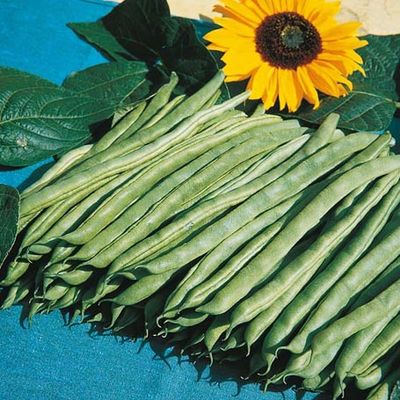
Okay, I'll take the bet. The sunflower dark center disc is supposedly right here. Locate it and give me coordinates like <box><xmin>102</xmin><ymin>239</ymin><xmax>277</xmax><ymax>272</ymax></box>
<box><xmin>255</xmin><ymin>12</ymin><xmax>322</xmax><ymax>69</ymax></box>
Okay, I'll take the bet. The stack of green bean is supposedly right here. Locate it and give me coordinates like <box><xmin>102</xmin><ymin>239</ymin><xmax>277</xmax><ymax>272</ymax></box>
<box><xmin>1</xmin><ymin>71</ymin><xmax>400</xmax><ymax>399</ymax></box>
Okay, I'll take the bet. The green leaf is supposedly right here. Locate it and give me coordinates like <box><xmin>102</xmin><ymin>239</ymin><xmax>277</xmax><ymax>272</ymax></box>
<box><xmin>66</xmin><ymin>22</ymin><xmax>132</xmax><ymax>62</ymax></box>
<box><xmin>62</xmin><ymin>61</ymin><xmax>153</xmax><ymax>109</ymax></box>
<box><xmin>285</xmin><ymin>91</ymin><xmax>397</xmax><ymax>132</ymax></box>
<box><xmin>352</xmin><ymin>34</ymin><xmax>400</xmax><ymax>100</ymax></box>
<box><xmin>0</xmin><ymin>67</ymin><xmax>110</xmax><ymax>167</ymax></box>
<box><xmin>279</xmin><ymin>34</ymin><xmax>400</xmax><ymax>131</ymax></box>
<box><xmin>0</xmin><ymin>185</ymin><xmax>19</xmax><ymax>268</ymax></box>
<box><xmin>68</xmin><ymin>0</ymin><xmax>228</xmax><ymax>97</ymax></box>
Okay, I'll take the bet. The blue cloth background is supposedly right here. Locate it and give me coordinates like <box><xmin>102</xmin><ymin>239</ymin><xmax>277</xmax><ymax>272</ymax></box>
<box><xmin>0</xmin><ymin>1</ymin><xmax>398</xmax><ymax>400</ymax></box>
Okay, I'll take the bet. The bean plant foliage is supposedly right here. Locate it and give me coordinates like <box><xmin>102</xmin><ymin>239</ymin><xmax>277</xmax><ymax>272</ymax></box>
<box><xmin>68</xmin><ymin>0</ymin><xmax>226</xmax><ymax>97</ymax></box>
<box><xmin>280</xmin><ymin>34</ymin><xmax>400</xmax><ymax>132</ymax></box>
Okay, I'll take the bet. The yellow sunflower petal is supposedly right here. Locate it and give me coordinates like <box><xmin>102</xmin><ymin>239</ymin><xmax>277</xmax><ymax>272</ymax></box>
<box><xmin>214</xmin><ymin>4</ymin><xmax>258</xmax><ymax>28</ymax></box>
<box><xmin>204</xmin><ymin>28</ymin><xmax>248</xmax><ymax>49</ymax></box>
<box><xmin>242</xmin><ymin>0</ymin><xmax>267</xmax><ymax>20</ymax></box>
<box><xmin>248</xmin><ymin>62</ymin><xmax>272</xmax><ymax>100</ymax></box>
<box><xmin>301</xmin><ymin>0</ymin><xmax>329</xmax><ymax>19</ymax></box>
<box><xmin>273</xmin><ymin>0</ymin><xmax>286</xmax><ymax>12</ymax></box>
<box><xmin>213</xmin><ymin>16</ymin><xmax>255</xmax><ymax>37</ymax></box>
<box><xmin>308</xmin><ymin>1</ymin><xmax>341</xmax><ymax>24</ymax></box>
<box><xmin>285</xmin><ymin>0</ymin><xmax>297</xmax><ymax>12</ymax></box>
<box><xmin>288</xmin><ymin>70</ymin><xmax>304</xmax><ymax>112</ymax></box>
<box><xmin>207</xmin><ymin>43</ymin><xmax>228</xmax><ymax>52</ymax></box>
<box><xmin>307</xmin><ymin>62</ymin><xmax>341</xmax><ymax>97</ymax></box>
<box><xmin>337</xmin><ymin>84</ymin><xmax>349</xmax><ymax>96</ymax></box>
<box><xmin>297</xmin><ymin>66</ymin><xmax>320</xmax><ymax>109</ymax></box>
<box><xmin>262</xmin><ymin>68</ymin><xmax>279</xmax><ymax>109</ymax></box>
<box><xmin>278</xmin><ymin>68</ymin><xmax>291</xmax><ymax>110</ymax></box>
<box><xmin>320</xmin><ymin>21</ymin><xmax>363</xmax><ymax>40</ymax></box>
<box><xmin>319</xmin><ymin>50</ymin><xmax>363</xmax><ymax>66</ymax></box>
<box><xmin>323</xmin><ymin>37</ymin><xmax>369</xmax><ymax>51</ymax></box>
<box><xmin>222</xmin><ymin>48</ymin><xmax>263</xmax><ymax>76</ymax></box>
<box><xmin>220</xmin><ymin>0</ymin><xmax>262</xmax><ymax>25</ymax></box>
<box><xmin>255</xmin><ymin>0</ymin><xmax>275</xmax><ymax>15</ymax></box>
<box><xmin>225</xmin><ymin>73</ymin><xmax>252</xmax><ymax>82</ymax></box>
<box><xmin>319</xmin><ymin>54</ymin><xmax>365</xmax><ymax>77</ymax></box>
<box><xmin>314</xmin><ymin>60</ymin><xmax>354</xmax><ymax>90</ymax></box>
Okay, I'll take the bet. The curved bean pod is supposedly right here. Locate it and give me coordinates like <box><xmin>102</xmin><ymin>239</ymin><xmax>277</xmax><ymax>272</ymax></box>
<box><xmin>351</xmin><ymin>313</ymin><xmax>400</xmax><ymax>376</ymax></box>
<box><xmin>127</xmin><ymin>133</ymin><xmax>376</xmax><ymax>280</ymax></box>
<box><xmin>355</xmin><ymin>345</ymin><xmax>400</xmax><ymax>390</ymax></box>
<box><xmin>310</xmin><ymin>278</ymin><xmax>400</xmax><ymax>358</ymax></box>
<box><xmin>366</xmin><ymin>368</ymin><xmax>400</xmax><ymax>400</ymax></box>
<box><xmin>21</xmin><ymin>144</ymin><xmax>93</xmax><ymax>198</ymax></box>
<box><xmin>261</xmin><ymin>178</ymin><xmax>400</xmax><ymax>369</ymax></box>
<box><xmin>228</xmin><ymin>171</ymin><xmax>400</xmax><ymax>332</ymax></box>
<box><xmin>198</xmin><ymin>154</ymin><xmax>398</xmax><ymax>316</ymax></box>
<box><xmin>115</xmin><ymin>72</ymin><xmax>179</xmax><ymax>142</ymax></box>
<box><xmin>20</xmin><ymin>90</ymin><xmax>248</xmax><ymax>216</ymax></box>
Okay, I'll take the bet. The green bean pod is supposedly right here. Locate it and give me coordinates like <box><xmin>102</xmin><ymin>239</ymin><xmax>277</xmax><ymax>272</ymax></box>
<box><xmin>198</xmin><ymin>153</ymin><xmax>397</xmax><ymax>317</ymax></box>
<box><xmin>310</xmin><ymin>278</ymin><xmax>400</xmax><ymax>358</ymax></box>
<box><xmin>115</xmin><ymin>72</ymin><xmax>179</xmax><ymax>142</ymax></box>
<box><xmin>355</xmin><ymin>345</ymin><xmax>400</xmax><ymax>390</ymax></box>
<box><xmin>227</xmin><ymin>171</ymin><xmax>400</xmax><ymax>333</ymax></box>
<box><xmin>351</xmin><ymin>314</ymin><xmax>400</xmax><ymax>376</ymax></box>
<box><xmin>162</xmin><ymin>191</ymin><xmax>309</xmax><ymax>316</ymax></box>
<box><xmin>89</xmin><ymin>102</ymin><xmax>147</xmax><ymax>155</ymax></box>
<box><xmin>140</xmin><ymin>95</ymin><xmax>186</xmax><ymax>130</ymax></box>
<box><xmin>126</xmin><ymin>133</ymin><xmax>376</xmax><ymax>281</ymax></box>
<box><xmin>261</xmin><ymin>178</ymin><xmax>400</xmax><ymax>370</ymax></box>
<box><xmin>366</xmin><ymin>368</ymin><xmax>400</xmax><ymax>400</ymax></box>
<box><xmin>59</xmin><ymin>72</ymin><xmax>225</xmax><ymax>176</ymax></box>
<box><xmin>94</xmin><ymin>122</ymin><xmax>303</xmax><ymax>273</ymax></box>
<box><xmin>20</xmin><ymin>174</ymin><xmax>119</xmax><ymax>251</ymax></box>
<box><xmin>176</xmin><ymin>184</ymin><xmax>325</xmax><ymax>314</ymax></box>
<box><xmin>20</xmin><ymin>90</ymin><xmax>248</xmax><ymax>217</ymax></box>
<box><xmin>21</xmin><ymin>144</ymin><xmax>93</xmax><ymax>198</ymax></box>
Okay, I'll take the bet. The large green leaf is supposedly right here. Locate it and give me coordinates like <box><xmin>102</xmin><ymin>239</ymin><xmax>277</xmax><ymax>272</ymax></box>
<box><xmin>279</xmin><ymin>34</ymin><xmax>400</xmax><ymax>131</ymax></box>
<box><xmin>285</xmin><ymin>91</ymin><xmax>397</xmax><ymax>131</ymax></box>
<box><xmin>62</xmin><ymin>61</ymin><xmax>153</xmax><ymax>109</ymax></box>
<box><xmin>0</xmin><ymin>185</ymin><xmax>19</xmax><ymax>268</ymax></box>
<box><xmin>0</xmin><ymin>67</ymin><xmax>111</xmax><ymax>167</ymax></box>
<box><xmin>66</xmin><ymin>22</ymin><xmax>132</xmax><ymax>62</ymax></box>
<box><xmin>68</xmin><ymin>0</ymin><xmax>228</xmax><ymax>97</ymax></box>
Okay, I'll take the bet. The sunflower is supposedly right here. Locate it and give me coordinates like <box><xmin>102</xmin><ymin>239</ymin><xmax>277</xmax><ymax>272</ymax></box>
<box><xmin>204</xmin><ymin>0</ymin><xmax>368</xmax><ymax>112</ymax></box>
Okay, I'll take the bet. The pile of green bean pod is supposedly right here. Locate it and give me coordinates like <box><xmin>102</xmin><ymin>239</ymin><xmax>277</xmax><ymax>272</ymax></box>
<box><xmin>1</xmin><ymin>72</ymin><xmax>400</xmax><ymax>400</ymax></box>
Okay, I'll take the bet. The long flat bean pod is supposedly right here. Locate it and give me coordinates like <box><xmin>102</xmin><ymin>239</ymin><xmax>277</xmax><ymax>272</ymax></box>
<box><xmin>95</xmin><ymin>124</ymin><xmax>306</xmax><ymax>273</ymax></box>
<box><xmin>351</xmin><ymin>313</ymin><xmax>400</xmax><ymax>376</ymax></box>
<box><xmin>70</xmin><ymin>119</ymin><xmax>262</xmax><ymax>261</ymax></box>
<box><xmin>333</xmin><ymin>311</ymin><xmax>398</xmax><ymax>398</ymax></box>
<box><xmin>176</xmin><ymin>183</ymin><xmax>326</xmax><ymax>313</ymax></box>
<box><xmin>366</xmin><ymin>368</ymin><xmax>400</xmax><ymax>400</ymax></box>
<box><xmin>310</xmin><ymin>278</ymin><xmax>400</xmax><ymax>357</ymax></box>
<box><xmin>121</xmin><ymin>133</ymin><xmax>377</xmax><ymax>280</ymax></box>
<box><xmin>115</xmin><ymin>72</ymin><xmax>179</xmax><ymax>142</ymax></box>
<box><xmin>163</xmin><ymin>190</ymin><xmax>311</xmax><ymax>316</ymax></box>
<box><xmin>21</xmin><ymin>144</ymin><xmax>93</xmax><ymax>198</ymax></box>
<box><xmin>261</xmin><ymin>178</ymin><xmax>400</xmax><ymax>368</ymax></box>
<box><xmin>60</xmin><ymin>72</ymin><xmax>225</xmax><ymax>177</ymax></box>
<box><xmin>88</xmin><ymin>102</ymin><xmax>147</xmax><ymax>156</ymax></box>
<box><xmin>20</xmin><ymin>91</ymin><xmax>248</xmax><ymax>216</ymax></box>
<box><xmin>284</xmin><ymin>202</ymin><xmax>400</xmax><ymax>356</ymax></box>
<box><xmin>355</xmin><ymin>345</ymin><xmax>400</xmax><ymax>391</ymax></box>
<box><xmin>197</xmin><ymin>155</ymin><xmax>399</xmax><ymax>316</ymax></box>
<box><xmin>227</xmin><ymin>171</ymin><xmax>400</xmax><ymax>331</ymax></box>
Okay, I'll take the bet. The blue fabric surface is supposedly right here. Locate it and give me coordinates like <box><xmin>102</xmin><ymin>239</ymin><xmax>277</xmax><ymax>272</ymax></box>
<box><xmin>0</xmin><ymin>1</ymin><xmax>317</xmax><ymax>400</ymax></box>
